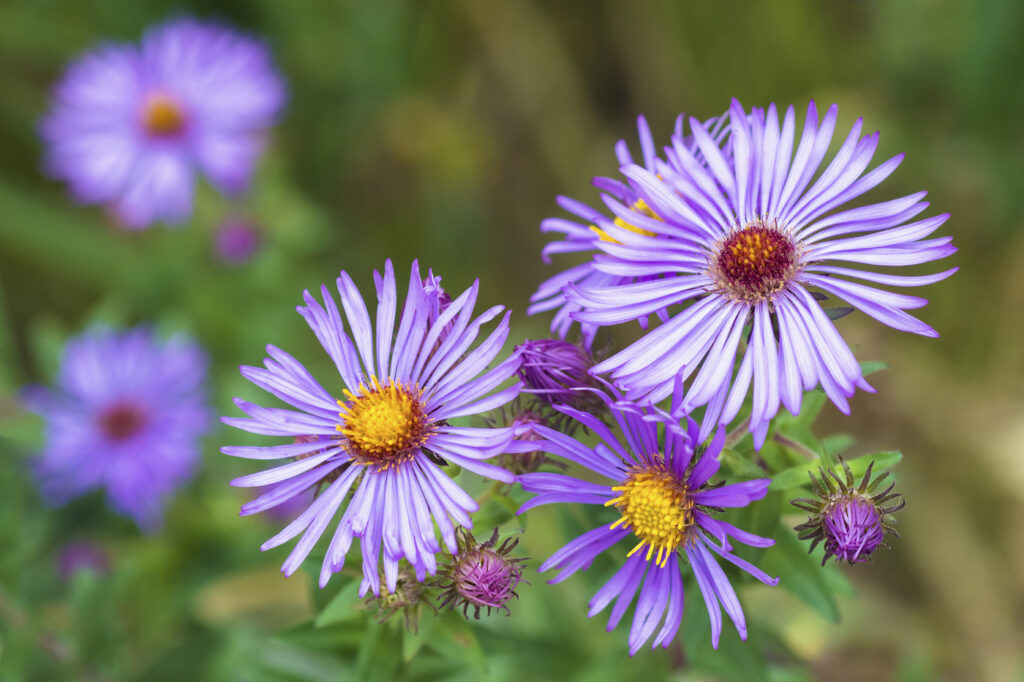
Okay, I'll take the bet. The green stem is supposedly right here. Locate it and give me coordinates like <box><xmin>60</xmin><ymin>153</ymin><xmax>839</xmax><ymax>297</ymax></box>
<box><xmin>724</xmin><ymin>417</ymin><xmax>750</xmax><ymax>448</ymax></box>
<box><xmin>772</xmin><ymin>432</ymin><xmax>819</xmax><ymax>461</ymax></box>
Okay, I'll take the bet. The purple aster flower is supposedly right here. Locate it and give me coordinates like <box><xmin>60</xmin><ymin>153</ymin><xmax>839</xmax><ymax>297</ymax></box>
<box><xmin>518</xmin><ymin>385</ymin><xmax>778</xmax><ymax>654</ymax></box>
<box><xmin>567</xmin><ymin>100</ymin><xmax>957</xmax><ymax>446</ymax></box>
<box><xmin>22</xmin><ymin>328</ymin><xmax>210</xmax><ymax>531</ymax></box>
<box><xmin>435</xmin><ymin>527</ymin><xmax>526</xmax><ymax>618</ymax></box>
<box><xmin>529</xmin><ymin>114</ymin><xmax>729</xmax><ymax>349</ymax></box>
<box><xmin>40</xmin><ymin>17</ymin><xmax>286</xmax><ymax>229</ymax></box>
<box><xmin>223</xmin><ymin>260</ymin><xmax>522</xmax><ymax>596</ymax></box>
<box><xmin>215</xmin><ymin>216</ymin><xmax>263</xmax><ymax>264</ymax></box>
<box><xmin>792</xmin><ymin>459</ymin><xmax>904</xmax><ymax>564</ymax></box>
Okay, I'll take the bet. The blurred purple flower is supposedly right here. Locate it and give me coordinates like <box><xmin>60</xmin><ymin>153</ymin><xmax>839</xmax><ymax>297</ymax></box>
<box><xmin>223</xmin><ymin>260</ymin><xmax>522</xmax><ymax>596</ymax></box>
<box><xmin>40</xmin><ymin>17</ymin><xmax>286</xmax><ymax>228</ymax></box>
<box><xmin>57</xmin><ymin>541</ymin><xmax>111</xmax><ymax>581</ymax></box>
<box><xmin>215</xmin><ymin>217</ymin><xmax>263</xmax><ymax>264</ymax></box>
<box><xmin>23</xmin><ymin>328</ymin><xmax>211</xmax><ymax>531</ymax></box>
<box><xmin>518</xmin><ymin>386</ymin><xmax>778</xmax><ymax>654</ymax></box>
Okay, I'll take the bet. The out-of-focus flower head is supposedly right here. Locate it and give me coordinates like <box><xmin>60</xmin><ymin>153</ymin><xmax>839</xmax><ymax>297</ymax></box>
<box><xmin>40</xmin><ymin>17</ymin><xmax>286</xmax><ymax>228</ymax></box>
<box><xmin>23</xmin><ymin>327</ymin><xmax>210</xmax><ymax>531</ymax></box>
<box><xmin>57</xmin><ymin>540</ymin><xmax>111</xmax><ymax>581</ymax></box>
<box><xmin>792</xmin><ymin>458</ymin><xmax>904</xmax><ymax>564</ymax></box>
<box><xmin>223</xmin><ymin>260</ymin><xmax>522</xmax><ymax>596</ymax></box>
<box><xmin>215</xmin><ymin>216</ymin><xmax>263</xmax><ymax>264</ymax></box>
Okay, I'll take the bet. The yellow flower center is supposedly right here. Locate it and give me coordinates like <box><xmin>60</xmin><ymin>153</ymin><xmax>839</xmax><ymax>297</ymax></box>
<box><xmin>606</xmin><ymin>464</ymin><xmax>693</xmax><ymax>567</ymax></box>
<box><xmin>589</xmin><ymin>198</ymin><xmax>659</xmax><ymax>244</ymax></box>
<box><xmin>337</xmin><ymin>377</ymin><xmax>430</xmax><ymax>469</ymax></box>
<box><xmin>141</xmin><ymin>93</ymin><xmax>187</xmax><ymax>137</ymax></box>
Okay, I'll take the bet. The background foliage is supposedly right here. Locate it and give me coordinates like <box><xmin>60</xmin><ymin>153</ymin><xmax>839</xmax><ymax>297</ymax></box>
<box><xmin>0</xmin><ymin>1</ymin><xmax>1021</xmax><ymax>680</ymax></box>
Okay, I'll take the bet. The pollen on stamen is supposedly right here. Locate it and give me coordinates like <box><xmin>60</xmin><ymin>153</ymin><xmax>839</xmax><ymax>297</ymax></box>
<box><xmin>337</xmin><ymin>377</ymin><xmax>430</xmax><ymax>469</ymax></box>
<box><xmin>605</xmin><ymin>463</ymin><xmax>694</xmax><ymax>567</ymax></box>
<box><xmin>141</xmin><ymin>93</ymin><xmax>187</xmax><ymax>138</ymax></box>
<box><xmin>589</xmin><ymin>198</ymin><xmax>660</xmax><ymax>244</ymax></box>
<box><xmin>710</xmin><ymin>220</ymin><xmax>798</xmax><ymax>302</ymax></box>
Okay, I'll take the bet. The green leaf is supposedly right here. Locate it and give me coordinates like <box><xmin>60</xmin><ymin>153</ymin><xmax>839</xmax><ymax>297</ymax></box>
<box><xmin>720</xmin><ymin>447</ymin><xmax>768</xmax><ymax>479</ymax></box>
<box><xmin>768</xmin><ymin>450</ymin><xmax>902</xmax><ymax>492</ymax></box>
<box><xmin>761</xmin><ymin>523</ymin><xmax>841</xmax><ymax>622</ymax></box>
<box><xmin>859</xmin><ymin>360</ymin><xmax>889</xmax><ymax>377</ymax></box>
<box><xmin>428</xmin><ymin>614</ymin><xmax>487</xmax><ymax>672</ymax></box>
<box><xmin>353</xmin><ymin>623</ymin><xmax>400</xmax><ymax>682</ymax></box>
<box><xmin>401</xmin><ymin>610</ymin><xmax>438</xmax><ymax>662</ymax></box>
<box><xmin>314</xmin><ymin>578</ymin><xmax>363</xmax><ymax>628</ymax></box>
<box><xmin>471</xmin><ymin>493</ymin><xmax>520</xmax><ymax>530</ymax></box>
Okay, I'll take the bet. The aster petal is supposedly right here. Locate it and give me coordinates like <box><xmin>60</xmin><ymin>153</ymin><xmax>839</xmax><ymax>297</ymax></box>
<box><xmin>540</xmin><ymin>525</ymin><xmax>629</xmax><ymax>580</ymax></box>
<box><xmin>685</xmin><ymin>542</ymin><xmax>723</xmax><ymax>648</ymax></box>
<box><xmin>693</xmin><ymin>479</ymin><xmax>770</xmax><ymax>507</ymax></box>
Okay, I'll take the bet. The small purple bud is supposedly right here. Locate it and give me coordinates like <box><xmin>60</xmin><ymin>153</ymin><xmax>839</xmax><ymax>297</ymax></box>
<box><xmin>215</xmin><ymin>218</ymin><xmax>262</xmax><ymax>264</ymax></box>
<box><xmin>57</xmin><ymin>541</ymin><xmax>110</xmax><ymax>581</ymax></box>
<box><xmin>422</xmin><ymin>270</ymin><xmax>451</xmax><ymax>326</ymax></box>
<box><xmin>516</xmin><ymin>339</ymin><xmax>599</xmax><ymax>406</ymax></box>
<box><xmin>792</xmin><ymin>459</ymin><xmax>904</xmax><ymax>565</ymax></box>
<box><xmin>823</xmin><ymin>496</ymin><xmax>885</xmax><ymax>562</ymax></box>
<box><xmin>436</xmin><ymin>528</ymin><xmax>526</xmax><ymax>619</ymax></box>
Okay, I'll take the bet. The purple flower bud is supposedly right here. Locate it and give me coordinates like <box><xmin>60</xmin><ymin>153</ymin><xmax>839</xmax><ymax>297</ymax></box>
<box><xmin>422</xmin><ymin>270</ymin><xmax>451</xmax><ymax>326</ymax></box>
<box><xmin>792</xmin><ymin>459</ymin><xmax>904</xmax><ymax>565</ymax></box>
<box><xmin>516</xmin><ymin>339</ymin><xmax>599</xmax><ymax>406</ymax></box>
<box><xmin>436</xmin><ymin>528</ymin><xmax>526</xmax><ymax>618</ymax></box>
<box><xmin>57</xmin><ymin>541</ymin><xmax>110</xmax><ymax>581</ymax></box>
<box><xmin>215</xmin><ymin>218</ymin><xmax>263</xmax><ymax>264</ymax></box>
<box><xmin>823</xmin><ymin>496</ymin><xmax>885</xmax><ymax>562</ymax></box>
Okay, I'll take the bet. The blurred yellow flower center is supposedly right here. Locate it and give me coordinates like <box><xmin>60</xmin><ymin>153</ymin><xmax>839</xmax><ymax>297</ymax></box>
<box><xmin>607</xmin><ymin>464</ymin><xmax>693</xmax><ymax>567</ymax></box>
<box><xmin>337</xmin><ymin>377</ymin><xmax>429</xmax><ymax>468</ymax></box>
<box><xmin>589</xmin><ymin>199</ymin><xmax>659</xmax><ymax>244</ymax></box>
<box><xmin>142</xmin><ymin>93</ymin><xmax>187</xmax><ymax>137</ymax></box>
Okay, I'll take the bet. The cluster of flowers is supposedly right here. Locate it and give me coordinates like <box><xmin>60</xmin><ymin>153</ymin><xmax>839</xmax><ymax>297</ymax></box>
<box><xmin>26</xmin><ymin>16</ymin><xmax>953</xmax><ymax>656</ymax></box>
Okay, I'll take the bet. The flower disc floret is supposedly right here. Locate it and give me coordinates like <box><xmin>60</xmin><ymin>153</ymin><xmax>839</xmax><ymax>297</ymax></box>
<box><xmin>712</xmin><ymin>222</ymin><xmax>798</xmax><ymax>301</ymax></box>
<box><xmin>608</xmin><ymin>464</ymin><xmax>694</xmax><ymax>567</ymax></box>
<box><xmin>338</xmin><ymin>377</ymin><xmax>430</xmax><ymax>468</ymax></box>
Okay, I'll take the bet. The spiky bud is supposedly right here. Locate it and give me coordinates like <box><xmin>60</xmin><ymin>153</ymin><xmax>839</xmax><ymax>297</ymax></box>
<box><xmin>435</xmin><ymin>527</ymin><xmax>527</xmax><ymax>619</ymax></box>
<box><xmin>792</xmin><ymin>459</ymin><xmax>904</xmax><ymax>565</ymax></box>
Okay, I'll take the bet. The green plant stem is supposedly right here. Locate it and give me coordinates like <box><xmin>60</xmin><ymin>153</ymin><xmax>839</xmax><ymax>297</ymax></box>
<box><xmin>772</xmin><ymin>432</ymin><xmax>819</xmax><ymax>461</ymax></box>
<box><xmin>725</xmin><ymin>417</ymin><xmax>750</xmax><ymax>448</ymax></box>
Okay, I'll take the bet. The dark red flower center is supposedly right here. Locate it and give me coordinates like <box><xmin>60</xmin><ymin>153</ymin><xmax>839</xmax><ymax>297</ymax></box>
<box><xmin>713</xmin><ymin>222</ymin><xmax>797</xmax><ymax>301</ymax></box>
<box><xmin>98</xmin><ymin>403</ymin><xmax>147</xmax><ymax>440</ymax></box>
<box><xmin>141</xmin><ymin>93</ymin><xmax>187</xmax><ymax>137</ymax></box>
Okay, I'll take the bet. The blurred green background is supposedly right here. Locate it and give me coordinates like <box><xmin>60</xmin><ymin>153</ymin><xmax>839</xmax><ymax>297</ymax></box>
<box><xmin>1</xmin><ymin>1</ymin><xmax>1022</xmax><ymax>681</ymax></box>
